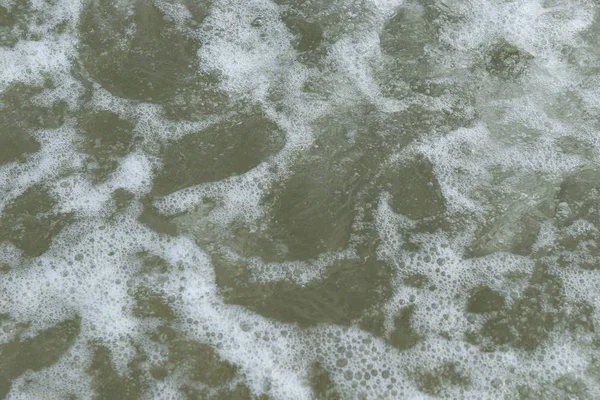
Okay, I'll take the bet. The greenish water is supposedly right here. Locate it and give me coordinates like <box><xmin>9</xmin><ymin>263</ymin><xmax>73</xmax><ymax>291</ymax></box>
<box><xmin>1</xmin><ymin>0</ymin><xmax>600</xmax><ymax>398</ymax></box>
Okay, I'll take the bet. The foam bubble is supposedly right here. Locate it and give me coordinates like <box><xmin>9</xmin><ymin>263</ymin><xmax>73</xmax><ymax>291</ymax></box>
<box><xmin>2</xmin><ymin>0</ymin><xmax>600</xmax><ymax>398</ymax></box>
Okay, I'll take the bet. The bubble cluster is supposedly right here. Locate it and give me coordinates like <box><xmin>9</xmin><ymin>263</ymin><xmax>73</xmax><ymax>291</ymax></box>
<box><xmin>1</xmin><ymin>0</ymin><xmax>600</xmax><ymax>398</ymax></box>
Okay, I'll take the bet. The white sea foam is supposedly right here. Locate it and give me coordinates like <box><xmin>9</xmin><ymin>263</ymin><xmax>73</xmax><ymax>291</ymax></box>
<box><xmin>0</xmin><ymin>0</ymin><xmax>599</xmax><ymax>398</ymax></box>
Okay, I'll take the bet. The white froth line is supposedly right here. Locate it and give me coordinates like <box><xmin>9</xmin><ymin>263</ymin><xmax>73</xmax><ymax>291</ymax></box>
<box><xmin>154</xmin><ymin>161</ymin><xmax>270</xmax><ymax>217</ymax></box>
<box><xmin>329</xmin><ymin>33</ymin><xmax>395</xmax><ymax>110</ymax></box>
<box><xmin>160</xmin><ymin>235</ymin><xmax>313</xmax><ymax>398</ymax></box>
<box><xmin>178</xmin><ymin>293</ymin><xmax>313</xmax><ymax>399</ymax></box>
<box><xmin>244</xmin><ymin>246</ymin><xmax>357</xmax><ymax>285</ymax></box>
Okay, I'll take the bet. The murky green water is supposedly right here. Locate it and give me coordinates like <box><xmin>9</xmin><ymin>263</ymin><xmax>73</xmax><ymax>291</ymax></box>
<box><xmin>1</xmin><ymin>0</ymin><xmax>600</xmax><ymax>398</ymax></box>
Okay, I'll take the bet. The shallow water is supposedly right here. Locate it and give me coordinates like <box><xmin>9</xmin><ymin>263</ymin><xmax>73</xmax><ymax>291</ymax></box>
<box><xmin>1</xmin><ymin>0</ymin><xmax>600</xmax><ymax>398</ymax></box>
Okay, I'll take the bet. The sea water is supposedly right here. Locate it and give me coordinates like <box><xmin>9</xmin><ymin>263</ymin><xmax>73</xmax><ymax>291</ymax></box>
<box><xmin>1</xmin><ymin>0</ymin><xmax>600</xmax><ymax>398</ymax></box>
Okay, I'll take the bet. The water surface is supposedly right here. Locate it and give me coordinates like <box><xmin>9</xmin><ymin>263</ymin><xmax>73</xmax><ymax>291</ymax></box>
<box><xmin>1</xmin><ymin>0</ymin><xmax>600</xmax><ymax>398</ymax></box>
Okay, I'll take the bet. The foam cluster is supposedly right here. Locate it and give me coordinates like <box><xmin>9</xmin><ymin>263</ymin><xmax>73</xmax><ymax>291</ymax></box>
<box><xmin>1</xmin><ymin>0</ymin><xmax>600</xmax><ymax>398</ymax></box>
